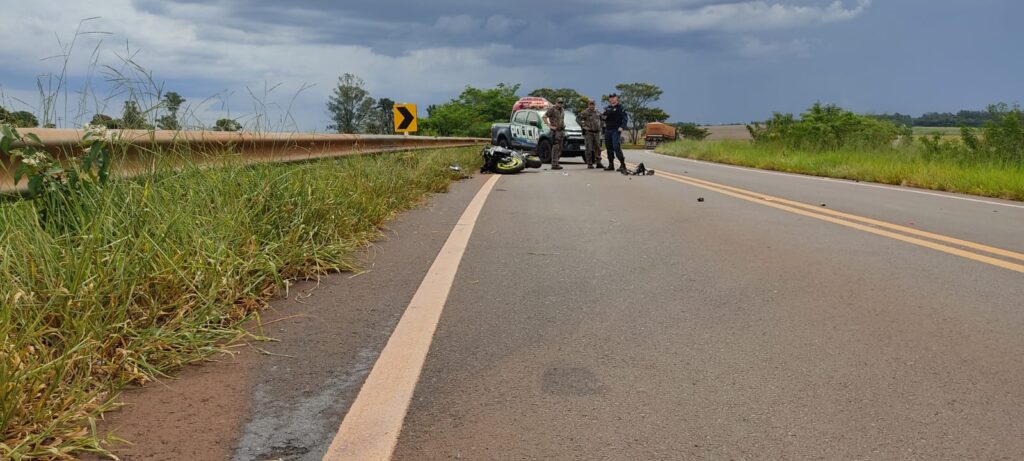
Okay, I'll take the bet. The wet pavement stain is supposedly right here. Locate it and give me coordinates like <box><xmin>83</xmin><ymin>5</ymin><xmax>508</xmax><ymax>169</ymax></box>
<box><xmin>541</xmin><ymin>366</ymin><xmax>607</xmax><ymax>396</ymax></box>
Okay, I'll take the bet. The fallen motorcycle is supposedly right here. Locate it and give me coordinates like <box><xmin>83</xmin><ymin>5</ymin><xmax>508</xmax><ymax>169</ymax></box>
<box><xmin>480</xmin><ymin>146</ymin><xmax>541</xmax><ymax>174</ymax></box>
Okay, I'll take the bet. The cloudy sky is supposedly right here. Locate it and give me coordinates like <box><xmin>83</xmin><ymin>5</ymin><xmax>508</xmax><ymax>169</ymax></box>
<box><xmin>0</xmin><ymin>0</ymin><xmax>1020</xmax><ymax>130</ymax></box>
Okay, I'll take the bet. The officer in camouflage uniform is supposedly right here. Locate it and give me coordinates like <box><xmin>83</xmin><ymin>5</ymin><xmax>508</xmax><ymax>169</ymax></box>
<box><xmin>577</xmin><ymin>99</ymin><xmax>604</xmax><ymax>169</ymax></box>
<box><xmin>543</xmin><ymin>98</ymin><xmax>565</xmax><ymax>170</ymax></box>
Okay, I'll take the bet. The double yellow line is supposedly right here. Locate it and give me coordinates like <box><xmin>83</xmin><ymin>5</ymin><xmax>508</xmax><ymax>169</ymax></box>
<box><xmin>640</xmin><ymin>165</ymin><xmax>1024</xmax><ymax>274</ymax></box>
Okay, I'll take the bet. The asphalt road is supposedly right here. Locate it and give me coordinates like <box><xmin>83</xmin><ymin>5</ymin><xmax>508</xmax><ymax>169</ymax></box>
<box><xmin>97</xmin><ymin>149</ymin><xmax>1024</xmax><ymax>460</ymax></box>
<box><xmin>389</xmin><ymin>150</ymin><xmax>1024</xmax><ymax>459</ymax></box>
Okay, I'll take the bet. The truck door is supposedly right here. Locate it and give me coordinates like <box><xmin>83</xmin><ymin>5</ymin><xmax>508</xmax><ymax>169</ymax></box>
<box><xmin>511</xmin><ymin>111</ymin><xmax>528</xmax><ymax>146</ymax></box>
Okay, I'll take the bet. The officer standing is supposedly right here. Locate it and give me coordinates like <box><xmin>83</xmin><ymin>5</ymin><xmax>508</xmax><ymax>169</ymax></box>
<box><xmin>601</xmin><ymin>93</ymin><xmax>628</xmax><ymax>172</ymax></box>
<box><xmin>543</xmin><ymin>98</ymin><xmax>566</xmax><ymax>170</ymax></box>
<box><xmin>577</xmin><ymin>99</ymin><xmax>604</xmax><ymax>169</ymax></box>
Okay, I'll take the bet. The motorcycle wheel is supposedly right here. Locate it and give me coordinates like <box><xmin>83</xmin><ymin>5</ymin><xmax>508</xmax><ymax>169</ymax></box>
<box><xmin>524</xmin><ymin>155</ymin><xmax>542</xmax><ymax>168</ymax></box>
<box><xmin>494</xmin><ymin>156</ymin><xmax>526</xmax><ymax>174</ymax></box>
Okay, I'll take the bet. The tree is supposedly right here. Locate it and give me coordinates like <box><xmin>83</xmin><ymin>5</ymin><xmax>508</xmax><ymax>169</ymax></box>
<box><xmin>90</xmin><ymin>114</ymin><xmax>121</xmax><ymax>129</ymax></box>
<box><xmin>420</xmin><ymin>83</ymin><xmax>520</xmax><ymax>137</ymax></box>
<box><xmin>633</xmin><ymin>107</ymin><xmax>670</xmax><ymax>124</ymax></box>
<box><xmin>1</xmin><ymin>106</ymin><xmax>39</xmax><ymax>128</ymax></box>
<box><xmin>212</xmin><ymin>118</ymin><xmax>242</xmax><ymax>132</ymax></box>
<box><xmin>121</xmin><ymin>100</ymin><xmax>150</xmax><ymax>129</ymax></box>
<box><xmin>157</xmin><ymin>91</ymin><xmax>185</xmax><ymax>130</ymax></box>
<box><xmin>528</xmin><ymin>88</ymin><xmax>587</xmax><ymax>113</ymax></box>
<box><xmin>371</xmin><ymin>97</ymin><xmax>396</xmax><ymax>135</ymax></box>
<box><xmin>612</xmin><ymin>82</ymin><xmax>666</xmax><ymax>142</ymax></box>
<box><xmin>327</xmin><ymin>73</ymin><xmax>378</xmax><ymax>133</ymax></box>
<box><xmin>5</xmin><ymin>111</ymin><xmax>39</xmax><ymax>128</ymax></box>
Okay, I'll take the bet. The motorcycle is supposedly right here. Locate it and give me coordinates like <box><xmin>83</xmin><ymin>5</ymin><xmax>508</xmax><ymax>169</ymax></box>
<box><xmin>480</xmin><ymin>146</ymin><xmax>541</xmax><ymax>174</ymax></box>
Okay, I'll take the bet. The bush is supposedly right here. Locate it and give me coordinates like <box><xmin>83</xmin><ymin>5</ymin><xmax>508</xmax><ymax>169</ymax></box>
<box><xmin>978</xmin><ymin>103</ymin><xmax>1024</xmax><ymax>165</ymax></box>
<box><xmin>676</xmin><ymin>123</ymin><xmax>710</xmax><ymax>141</ymax></box>
<box><xmin>918</xmin><ymin>103</ymin><xmax>1024</xmax><ymax>166</ymax></box>
<box><xmin>0</xmin><ymin>107</ymin><xmax>39</xmax><ymax>128</ymax></box>
<box><xmin>213</xmin><ymin>118</ymin><xmax>243</xmax><ymax>132</ymax></box>
<box><xmin>747</xmin><ymin>103</ymin><xmax>907</xmax><ymax>151</ymax></box>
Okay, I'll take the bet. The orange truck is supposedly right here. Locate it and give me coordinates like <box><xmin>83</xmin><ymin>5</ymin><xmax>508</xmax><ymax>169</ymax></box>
<box><xmin>644</xmin><ymin>122</ymin><xmax>677</xmax><ymax>149</ymax></box>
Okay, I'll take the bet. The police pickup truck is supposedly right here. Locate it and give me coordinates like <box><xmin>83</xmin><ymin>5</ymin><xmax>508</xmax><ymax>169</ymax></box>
<box><xmin>490</xmin><ymin>108</ymin><xmax>585</xmax><ymax>163</ymax></box>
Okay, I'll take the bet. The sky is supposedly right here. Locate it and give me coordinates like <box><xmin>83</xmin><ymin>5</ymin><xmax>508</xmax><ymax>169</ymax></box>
<box><xmin>0</xmin><ymin>0</ymin><xmax>1020</xmax><ymax>131</ymax></box>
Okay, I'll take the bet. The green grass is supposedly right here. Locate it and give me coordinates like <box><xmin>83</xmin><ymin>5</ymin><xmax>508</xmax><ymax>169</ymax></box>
<box><xmin>0</xmin><ymin>146</ymin><xmax>482</xmax><ymax>459</ymax></box>
<box><xmin>656</xmin><ymin>140</ymin><xmax>1024</xmax><ymax>201</ymax></box>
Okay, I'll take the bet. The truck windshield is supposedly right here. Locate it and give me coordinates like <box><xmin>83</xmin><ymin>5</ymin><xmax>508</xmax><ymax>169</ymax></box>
<box><xmin>564</xmin><ymin>111</ymin><xmax>581</xmax><ymax>130</ymax></box>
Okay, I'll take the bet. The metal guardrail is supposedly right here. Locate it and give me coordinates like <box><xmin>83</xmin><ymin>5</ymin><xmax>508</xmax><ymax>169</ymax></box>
<box><xmin>1</xmin><ymin>129</ymin><xmax>488</xmax><ymax>193</ymax></box>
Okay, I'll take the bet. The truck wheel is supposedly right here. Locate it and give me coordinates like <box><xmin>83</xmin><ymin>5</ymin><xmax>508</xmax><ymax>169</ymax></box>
<box><xmin>497</xmin><ymin>136</ymin><xmax>510</xmax><ymax>148</ymax></box>
<box><xmin>537</xmin><ymin>140</ymin><xmax>552</xmax><ymax>163</ymax></box>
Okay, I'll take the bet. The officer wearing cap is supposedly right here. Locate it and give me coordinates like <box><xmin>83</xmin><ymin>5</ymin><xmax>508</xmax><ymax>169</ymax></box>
<box><xmin>577</xmin><ymin>99</ymin><xmax>604</xmax><ymax>169</ymax></box>
<box><xmin>543</xmin><ymin>97</ymin><xmax>566</xmax><ymax>170</ymax></box>
<box><xmin>601</xmin><ymin>93</ymin><xmax>628</xmax><ymax>172</ymax></box>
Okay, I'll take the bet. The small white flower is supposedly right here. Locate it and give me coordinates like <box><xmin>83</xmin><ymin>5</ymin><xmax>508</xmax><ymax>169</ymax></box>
<box><xmin>84</xmin><ymin>123</ymin><xmax>109</xmax><ymax>140</ymax></box>
<box><xmin>22</xmin><ymin>156</ymin><xmax>39</xmax><ymax>166</ymax></box>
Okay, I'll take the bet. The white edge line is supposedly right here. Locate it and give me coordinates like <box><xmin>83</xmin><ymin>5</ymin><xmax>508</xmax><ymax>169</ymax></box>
<box><xmin>322</xmin><ymin>174</ymin><xmax>501</xmax><ymax>461</ymax></box>
<box><xmin>638</xmin><ymin>149</ymin><xmax>1024</xmax><ymax>210</ymax></box>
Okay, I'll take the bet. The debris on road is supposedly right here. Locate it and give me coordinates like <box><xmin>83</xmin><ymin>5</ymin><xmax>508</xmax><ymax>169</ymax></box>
<box><xmin>621</xmin><ymin>162</ymin><xmax>655</xmax><ymax>176</ymax></box>
<box><xmin>698</xmin><ymin>197</ymin><xmax>705</xmax><ymax>202</ymax></box>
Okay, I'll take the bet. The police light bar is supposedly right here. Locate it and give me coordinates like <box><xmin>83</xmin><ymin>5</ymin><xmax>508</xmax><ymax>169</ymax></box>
<box><xmin>512</xmin><ymin>97</ymin><xmax>552</xmax><ymax>111</ymax></box>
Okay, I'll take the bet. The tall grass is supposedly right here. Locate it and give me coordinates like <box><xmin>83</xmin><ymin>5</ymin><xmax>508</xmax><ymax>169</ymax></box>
<box><xmin>656</xmin><ymin>140</ymin><xmax>1024</xmax><ymax>201</ymax></box>
<box><xmin>0</xmin><ymin>145</ymin><xmax>482</xmax><ymax>459</ymax></box>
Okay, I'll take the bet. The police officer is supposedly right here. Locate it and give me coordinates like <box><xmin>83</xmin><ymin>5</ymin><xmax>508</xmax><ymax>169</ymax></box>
<box><xmin>543</xmin><ymin>98</ymin><xmax>566</xmax><ymax>170</ymax></box>
<box><xmin>577</xmin><ymin>99</ymin><xmax>604</xmax><ymax>169</ymax></box>
<box><xmin>601</xmin><ymin>93</ymin><xmax>628</xmax><ymax>172</ymax></box>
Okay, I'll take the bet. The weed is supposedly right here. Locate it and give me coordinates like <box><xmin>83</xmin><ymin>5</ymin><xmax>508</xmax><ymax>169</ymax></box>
<box><xmin>0</xmin><ymin>144</ymin><xmax>482</xmax><ymax>459</ymax></box>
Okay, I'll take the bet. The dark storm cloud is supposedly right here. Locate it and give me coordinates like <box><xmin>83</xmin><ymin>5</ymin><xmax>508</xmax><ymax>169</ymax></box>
<box><xmin>4</xmin><ymin>0</ymin><xmax>1019</xmax><ymax>132</ymax></box>
<box><xmin>130</xmin><ymin>0</ymin><xmax>855</xmax><ymax>55</ymax></box>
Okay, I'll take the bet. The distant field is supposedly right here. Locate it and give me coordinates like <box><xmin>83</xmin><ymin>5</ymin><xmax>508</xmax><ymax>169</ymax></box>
<box><xmin>701</xmin><ymin>124</ymin><xmax>753</xmax><ymax>141</ymax></box>
<box><xmin>689</xmin><ymin>126</ymin><xmax>966</xmax><ymax>141</ymax></box>
<box><xmin>912</xmin><ymin>126</ymin><xmax>963</xmax><ymax>136</ymax></box>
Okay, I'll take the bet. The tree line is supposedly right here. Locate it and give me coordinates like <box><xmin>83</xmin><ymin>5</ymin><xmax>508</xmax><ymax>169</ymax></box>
<box><xmin>326</xmin><ymin>75</ymin><xmax>673</xmax><ymax>139</ymax></box>
<box><xmin>870</xmin><ymin>110</ymin><xmax>1000</xmax><ymax>128</ymax></box>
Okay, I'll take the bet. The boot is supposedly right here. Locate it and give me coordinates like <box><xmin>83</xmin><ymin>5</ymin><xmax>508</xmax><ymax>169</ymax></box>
<box><xmin>604</xmin><ymin>161</ymin><xmax>615</xmax><ymax>171</ymax></box>
<box><xmin>595</xmin><ymin>160</ymin><xmax>605</xmax><ymax>169</ymax></box>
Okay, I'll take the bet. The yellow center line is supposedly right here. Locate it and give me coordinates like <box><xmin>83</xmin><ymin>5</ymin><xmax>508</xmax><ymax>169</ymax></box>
<box><xmin>323</xmin><ymin>174</ymin><xmax>501</xmax><ymax>461</ymax></box>
<box><xmin>654</xmin><ymin>167</ymin><xmax>1024</xmax><ymax>262</ymax></box>
<box><xmin>635</xmin><ymin>164</ymin><xmax>1024</xmax><ymax>274</ymax></box>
